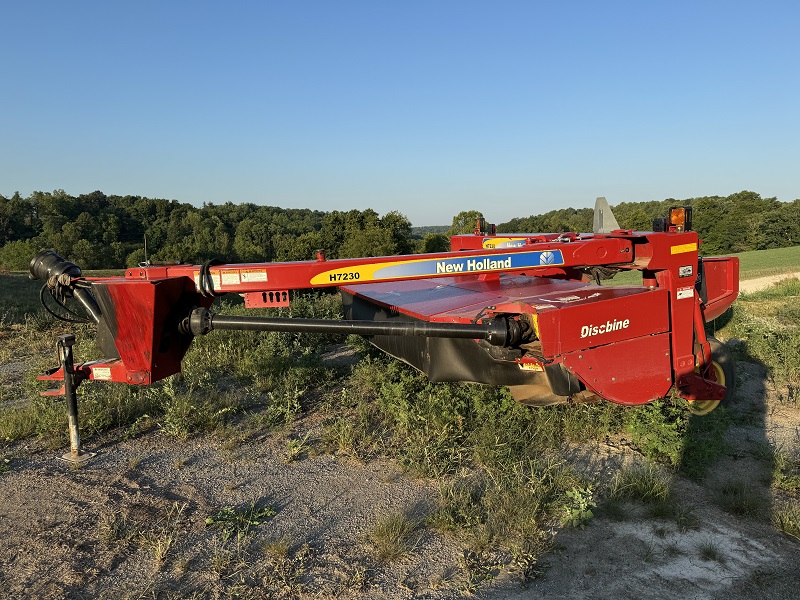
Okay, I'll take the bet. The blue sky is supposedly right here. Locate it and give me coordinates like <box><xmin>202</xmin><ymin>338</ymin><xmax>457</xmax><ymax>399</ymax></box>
<box><xmin>1</xmin><ymin>1</ymin><xmax>797</xmax><ymax>225</ymax></box>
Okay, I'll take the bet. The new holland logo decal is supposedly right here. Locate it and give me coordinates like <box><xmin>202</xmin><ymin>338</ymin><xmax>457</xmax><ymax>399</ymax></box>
<box><xmin>310</xmin><ymin>250</ymin><xmax>566</xmax><ymax>285</ymax></box>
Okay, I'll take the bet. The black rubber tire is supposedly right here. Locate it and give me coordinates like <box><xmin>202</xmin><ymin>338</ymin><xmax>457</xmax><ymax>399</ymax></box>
<box><xmin>687</xmin><ymin>337</ymin><xmax>736</xmax><ymax>415</ymax></box>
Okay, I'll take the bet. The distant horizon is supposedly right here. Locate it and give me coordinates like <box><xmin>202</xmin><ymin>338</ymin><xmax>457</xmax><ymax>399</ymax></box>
<box><xmin>4</xmin><ymin>186</ymin><xmax>794</xmax><ymax>229</ymax></box>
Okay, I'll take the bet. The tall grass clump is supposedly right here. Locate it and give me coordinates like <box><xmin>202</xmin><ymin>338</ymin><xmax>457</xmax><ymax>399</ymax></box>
<box><xmin>609</xmin><ymin>463</ymin><xmax>672</xmax><ymax>504</ymax></box>
<box><xmin>0</xmin><ymin>383</ymin><xmax>167</xmax><ymax>448</ymax></box>
<box><xmin>773</xmin><ymin>500</ymin><xmax>800</xmax><ymax>541</ymax></box>
<box><xmin>368</xmin><ymin>512</ymin><xmax>420</xmax><ymax>561</ymax></box>
<box><xmin>710</xmin><ymin>475</ymin><xmax>768</xmax><ymax>518</ymax></box>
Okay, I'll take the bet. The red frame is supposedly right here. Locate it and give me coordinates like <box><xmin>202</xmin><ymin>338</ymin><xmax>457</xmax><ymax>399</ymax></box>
<box><xmin>40</xmin><ymin>226</ymin><xmax>739</xmax><ymax>407</ymax></box>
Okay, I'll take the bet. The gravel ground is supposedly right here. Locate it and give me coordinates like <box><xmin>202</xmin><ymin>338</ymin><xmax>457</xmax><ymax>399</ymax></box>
<box><xmin>1</xmin><ymin>308</ymin><xmax>799</xmax><ymax>597</ymax></box>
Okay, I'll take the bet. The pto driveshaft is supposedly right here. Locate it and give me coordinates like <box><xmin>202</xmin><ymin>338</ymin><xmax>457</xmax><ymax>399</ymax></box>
<box><xmin>182</xmin><ymin>307</ymin><xmax>524</xmax><ymax>347</ymax></box>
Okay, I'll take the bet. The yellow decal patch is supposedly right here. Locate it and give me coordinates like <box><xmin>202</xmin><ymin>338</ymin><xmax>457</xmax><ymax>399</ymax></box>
<box><xmin>670</xmin><ymin>243</ymin><xmax>698</xmax><ymax>255</ymax></box>
<box><xmin>309</xmin><ymin>260</ymin><xmax>407</xmax><ymax>285</ymax></box>
<box><xmin>482</xmin><ymin>237</ymin><xmax>527</xmax><ymax>249</ymax></box>
<box><xmin>518</xmin><ymin>362</ymin><xmax>544</xmax><ymax>372</ymax></box>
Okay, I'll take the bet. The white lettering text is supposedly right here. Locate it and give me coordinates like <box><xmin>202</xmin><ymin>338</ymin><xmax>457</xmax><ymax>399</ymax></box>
<box><xmin>580</xmin><ymin>318</ymin><xmax>630</xmax><ymax>338</ymax></box>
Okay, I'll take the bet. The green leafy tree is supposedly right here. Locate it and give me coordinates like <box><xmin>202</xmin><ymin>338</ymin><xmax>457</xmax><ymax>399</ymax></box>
<box><xmin>379</xmin><ymin>211</ymin><xmax>414</xmax><ymax>255</ymax></box>
<box><xmin>418</xmin><ymin>233</ymin><xmax>450</xmax><ymax>253</ymax></box>
<box><xmin>448</xmin><ymin>210</ymin><xmax>484</xmax><ymax>236</ymax></box>
<box><xmin>0</xmin><ymin>239</ymin><xmax>40</xmax><ymax>270</ymax></box>
<box><xmin>70</xmin><ymin>239</ymin><xmax>101</xmax><ymax>269</ymax></box>
<box><xmin>233</xmin><ymin>218</ymin><xmax>273</xmax><ymax>262</ymax></box>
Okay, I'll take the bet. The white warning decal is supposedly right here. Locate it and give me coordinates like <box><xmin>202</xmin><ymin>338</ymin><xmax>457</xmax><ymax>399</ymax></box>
<box><xmin>241</xmin><ymin>269</ymin><xmax>268</xmax><ymax>283</ymax></box>
<box><xmin>221</xmin><ymin>271</ymin><xmax>241</xmax><ymax>286</ymax></box>
<box><xmin>93</xmin><ymin>367</ymin><xmax>112</xmax><ymax>381</ymax></box>
<box><xmin>677</xmin><ymin>287</ymin><xmax>695</xmax><ymax>300</ymax></box>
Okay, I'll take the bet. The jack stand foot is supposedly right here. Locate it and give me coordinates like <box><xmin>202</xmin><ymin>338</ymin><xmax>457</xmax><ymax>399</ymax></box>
<box><xmin>58</xmin><ymin>450</ymin><xmax>96</xmax><ymax>465</ymax></box>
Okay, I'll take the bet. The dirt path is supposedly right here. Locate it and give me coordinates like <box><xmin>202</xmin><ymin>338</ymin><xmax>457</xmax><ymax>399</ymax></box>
<box><xmin>739</xmin><ymin>272</ymin><xmax>800</xmax><ymax>294</ymax></box>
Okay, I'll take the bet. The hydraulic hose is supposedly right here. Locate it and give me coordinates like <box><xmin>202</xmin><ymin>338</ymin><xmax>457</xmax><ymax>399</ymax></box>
<box><xmin>29</xmin><ymin>250</ymin><xmax>102</xmax><ymax>324</ymax></box>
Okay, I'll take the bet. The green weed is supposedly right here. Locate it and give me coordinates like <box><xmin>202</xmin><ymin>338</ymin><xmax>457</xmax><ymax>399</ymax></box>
<box><xmin>157</xmin><ymin>373</ymin><xmax>245</xmax><ymax>439</ymax></box>
<box><xmin>509</xmin><ymin>534</ymin><xmax>548</xmax><ymax>584</ymax></box>
<box><xmin>260</xmin><ymin>540</ymin><xmax>311</xmax><ymax>594</ymax></box>
<box><xmin>205</xmin><ymin>501</ymin><xmax>276</xmax><ymax>541</ymax></box>
<box><xmin>620</xmin><ymin>399</ymin><xmax>731</xmax><ymax>479</ymax></box>
<box><xmin>140</xmin><ymin>529</ymin><xmax>177</xmax><ymax>563</ymax></box>
<box><xmin>284</xmin><ymin>431</ymin><xmax>313</xmax><ymax>462</ymax></box>
<box><xmin>428</xmin><ymin>477</ymin><xmax>487</xmax><ymax>531</ymax></box>
<box><xmin>97</xmin><ymin>512</ymin><xmax>133</xmax><ymax>546</ymax></box>
<box><xmin>561</xmin><ymin>486</ymin><xmax>597</xmax><ymax>528</ymax></box>
<box><xmin>322</xmin><ymin>412</ymin><xmax>374</xmax><ymax>458</ymax></box>
<box><xmin>672</xmin><ymin>503</ymin><xmax>701</xmax><ymax>532</ymax></box>
<box><xmin>459</xmin><ymin>548</ymin><xmax>502</xmax><ymax>592</ymax></box>
<box><xmin>623</xmin><ymin>401</ymin><xmax>686</xmax><ymax>467</ymax></box>
<box><xmin>98</xmin><ymin>501</ymin><xmax>187</xmax><ymax>565</ymax></box>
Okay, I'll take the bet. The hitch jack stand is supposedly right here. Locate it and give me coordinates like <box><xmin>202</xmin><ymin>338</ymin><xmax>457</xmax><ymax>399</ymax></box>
<box><xmin>56</xmin><ymin>334</ymin><xmax>95</xmax><ymax>465</ymax></box>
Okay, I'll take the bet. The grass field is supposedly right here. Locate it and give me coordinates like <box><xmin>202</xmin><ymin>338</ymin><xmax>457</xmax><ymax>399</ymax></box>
<box><xmin>733</xmin><ymin>245</ymin><xmax>800</xmax><ymax>279</ymax></box>
<box><xmin>1</xmin><ymin>246</ymin><xmax>799</xmax><ymax>593</ymax></box>
<box><xmin>0</xmin><ymin>273</ymin><xmax>46</xmax><ymax>326</ymax></box>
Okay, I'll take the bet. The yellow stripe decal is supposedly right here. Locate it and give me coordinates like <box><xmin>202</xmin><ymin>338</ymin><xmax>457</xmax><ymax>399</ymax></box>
<box><xmin>310</xmin><ymin>250</ymin><xmax>565</xmax><ymax>285</ymax></box>
<box><xmin>670</xmin><ymin>242</ymin><xmax>697</xmax><ymax>255</ymax></box>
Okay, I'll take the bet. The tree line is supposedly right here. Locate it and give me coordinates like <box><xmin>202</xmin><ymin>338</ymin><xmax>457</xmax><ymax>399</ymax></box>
<box><xmin>0</xmin><ymin>190</ymin><xmax>413</xmax><ymax>270</ymax></box>
<box><xmin>498</xmin><ymin>191</ymin><xmax>800</xmax><ymax>255</ymax></box>
<box><xmin>0</xmin><ymin>189</ymin><xmax>797</xmax><ymax>270</ymax></box>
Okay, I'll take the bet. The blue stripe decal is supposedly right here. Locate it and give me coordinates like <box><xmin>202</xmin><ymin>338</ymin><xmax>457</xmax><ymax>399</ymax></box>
<box><xmin>372</xmin><ymin>250</ymin><xmax>564</xmax><ymax>280</ymax></box>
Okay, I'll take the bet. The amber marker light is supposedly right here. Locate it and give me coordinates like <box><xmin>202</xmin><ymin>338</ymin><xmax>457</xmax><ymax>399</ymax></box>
<box><xmin>669</xmin><ymin>206</ymin><xmax>693</xmax><ymax>232</ymax></box>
